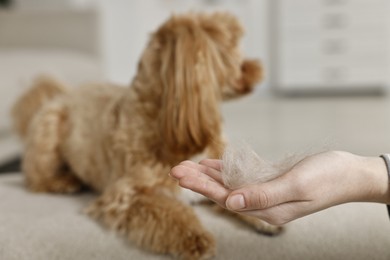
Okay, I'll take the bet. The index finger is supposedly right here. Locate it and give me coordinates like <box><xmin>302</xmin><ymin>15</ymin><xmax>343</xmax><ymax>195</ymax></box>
<box><xmin>173</xmin><ymin>160</ymin><xmax>224</xmax><ymax>184</ymax></box>
<box><xmin>199</xmin><ymin>159</ymin><xmax>223</xmax><ymax>171</ymax></box>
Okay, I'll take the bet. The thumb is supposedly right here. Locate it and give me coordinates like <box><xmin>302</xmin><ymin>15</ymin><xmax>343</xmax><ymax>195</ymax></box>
<box><xmin>225</xmin><ymin>178</ymin><xmax>295</xmax><ymax>211</ymax></box>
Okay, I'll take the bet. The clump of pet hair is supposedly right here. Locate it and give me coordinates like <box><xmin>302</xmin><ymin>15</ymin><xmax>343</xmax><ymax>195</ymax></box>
<box><xmin>221</xmin><ymin>142</ymin><xmax>309</xmax><ymax>189</ymax></box>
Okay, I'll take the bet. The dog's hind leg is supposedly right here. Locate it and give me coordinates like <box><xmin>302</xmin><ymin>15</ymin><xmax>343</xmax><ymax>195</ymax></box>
<box><xmin>211</xmin><ymin>204</ymin><xmax>283</xmax><ymax>236</ymax></box>
<box><xmin>86</xmin><ymin>178</ymin><xmax>215</xmax><ymax>259</ymax></box>
<box><xmin>22</xmin><ymin>103</ymin><xmax>83</xmax><ymax>193</ymax></box>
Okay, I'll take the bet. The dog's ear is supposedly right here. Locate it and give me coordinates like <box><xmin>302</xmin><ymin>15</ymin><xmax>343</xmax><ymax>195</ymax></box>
<box><xmin>156</xmin><ymin>18</ymin><xmax>222</xmax><ymax>155</ymax></box>
<box><xmin>200</xmin><ymin>12</ymin><xmax>244</xmax><ymax>48</ymax></box>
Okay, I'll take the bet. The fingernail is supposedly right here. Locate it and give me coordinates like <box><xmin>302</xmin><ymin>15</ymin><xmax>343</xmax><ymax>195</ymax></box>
<box><xmin>226</xmin><ymin>194</ymin><xmax>245</xmax><ymax>210</ymax></box>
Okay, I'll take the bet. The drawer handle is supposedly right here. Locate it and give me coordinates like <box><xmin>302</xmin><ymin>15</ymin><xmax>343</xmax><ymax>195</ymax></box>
<box><xmin>323</xmin><ymin>68</ymin><xmax>346</xmax><ymax>82</ymax></box>
<box><xmin>323</xmin><ymin>13</ymin><xmax>347</xmax><ymax>29</ymax></box>
<box><xmin>323</xmin><ymin>40</ymin><xmax>346</xmax><ymax>55</ymax></box>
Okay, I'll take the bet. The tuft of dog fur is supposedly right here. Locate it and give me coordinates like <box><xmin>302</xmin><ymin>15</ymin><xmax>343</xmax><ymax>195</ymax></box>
<box><xmin>12</xmin><ymin>12</ymin><xmax>267</xmax><ymax>259</ymax></box>
<box><xmin>221</xmin><ymin>143</ymin><xmax>305</xmax><ymax>189</ymax></box>
<box><xmin>221</xmin><ymin>140</ymin><xmax>331</xmax><ymax>190</ymax></box>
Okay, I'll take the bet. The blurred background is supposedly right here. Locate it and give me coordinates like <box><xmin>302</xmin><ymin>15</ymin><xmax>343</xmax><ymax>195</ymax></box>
<box><xmin>1</xmin><ymin>0</ymin><xmax>390</xmax><ymax>168</ymax></box>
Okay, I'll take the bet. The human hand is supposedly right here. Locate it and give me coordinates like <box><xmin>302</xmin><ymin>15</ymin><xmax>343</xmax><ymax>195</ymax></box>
<box><xmin>170</xmin><ymin>151</ymin><xmax>389</xmax><ymax>225</ymax></box>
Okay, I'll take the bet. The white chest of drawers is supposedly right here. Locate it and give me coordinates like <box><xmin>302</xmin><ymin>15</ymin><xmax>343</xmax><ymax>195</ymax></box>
<box><xmin>269</xmin><ymin>0</ymin><xmax>389</xmax><ymax>95</ymax></box>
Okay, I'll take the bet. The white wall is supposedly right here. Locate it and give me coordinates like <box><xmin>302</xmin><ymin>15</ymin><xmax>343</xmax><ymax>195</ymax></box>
<box><xmin>97</xmin><ymin>0</ymin><xmax>269</xmax><ymax>88</ymax></box>
<box><xmin>13</xmin><ymin>0</ymin><xmax>94</xmax><ymax>10</ymax></box>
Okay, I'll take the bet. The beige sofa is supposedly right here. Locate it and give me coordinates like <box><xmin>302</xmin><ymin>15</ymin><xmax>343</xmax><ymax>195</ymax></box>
<box><xmin>1</xmin><ymin>95</ymin><xmax>390</xmax><ymax>260</ymax></box>
<box><xmin>0</xmin><ymin>8</ymin><xmax>102</xmax><ymax>163</ymax></box>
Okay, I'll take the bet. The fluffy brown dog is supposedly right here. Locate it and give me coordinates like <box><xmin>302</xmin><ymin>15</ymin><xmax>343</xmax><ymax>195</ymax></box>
<box><xmin>12</xmin><ymin>12</ymin><xmax>278</xmax><ymax>259</ymax></box>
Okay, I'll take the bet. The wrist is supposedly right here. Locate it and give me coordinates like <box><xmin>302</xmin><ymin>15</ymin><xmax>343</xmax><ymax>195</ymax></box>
<box><xmin>354</xmin><ymin>154</ymin><xmax>390</xmax><ymax>204</ymax></box>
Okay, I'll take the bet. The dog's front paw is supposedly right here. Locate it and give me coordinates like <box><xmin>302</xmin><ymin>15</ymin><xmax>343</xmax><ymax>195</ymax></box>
<box><xmin>177</xmin><ymin>229</ymin><xmax>215</xmax><ymax>260</ymax></box>
<box><xmin>27</xmin><ymin>174</ymin><xmax>84</xmax><ymax>194</ymax></box>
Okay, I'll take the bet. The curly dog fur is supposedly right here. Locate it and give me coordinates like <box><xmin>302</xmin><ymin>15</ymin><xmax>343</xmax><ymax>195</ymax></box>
<box><xmin>12</xmin><ymin>12</ymin><xmax>277</xmax><ymax>259</ymax></box>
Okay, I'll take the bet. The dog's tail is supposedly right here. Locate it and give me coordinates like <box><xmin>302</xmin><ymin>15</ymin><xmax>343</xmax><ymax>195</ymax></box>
<box><xmin>12</xmin><ymin>76</ymin><xmax>66</xmax><ymax>139</ymax></box>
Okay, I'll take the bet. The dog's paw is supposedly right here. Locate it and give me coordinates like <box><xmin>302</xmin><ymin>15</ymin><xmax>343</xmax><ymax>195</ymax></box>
<box><xmin>239</xmin><ymin>214</ymin><xmax>284</xmax><ymax>236</ymax></box>
<box><xmin>178</xmin><ymin>230</ymin><xmax>216</xmax><ymax>260</ymax></box>
<box><xmin>27</xmin><ymin>174</ymin><xmax>84</xmax><ymax>194</ymax></box>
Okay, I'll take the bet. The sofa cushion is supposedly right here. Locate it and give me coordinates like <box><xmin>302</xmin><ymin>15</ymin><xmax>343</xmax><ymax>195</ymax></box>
<box><xmin>0</xmin><ymin>48</ymin><xmax>102</xmax><ymax>131</ymax></box>
<box><xmin>1</xmin><ymin>173</ymin><xmax>390</xmax><ymax>260</ymax></box>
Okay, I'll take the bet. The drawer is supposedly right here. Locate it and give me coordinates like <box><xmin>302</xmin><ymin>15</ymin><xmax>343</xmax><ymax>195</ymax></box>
<box><xmin>280</xmin><ymin>11</ymin><xmax>386</xmax><ymax>31</ymax></box>
<box><xmin>280</xmin><ymin>51</ymin><xmax>387</xmax><ymax>72</ymax></box>
<box><xmin>279</xmin><ymin>27</ymin><xmax>387</xmax><ymax>47</ymax></box>
<box><xmin>320</xmin><ymin>0</ymin><xmax>387</xmax><ymax>10</ymax></box>
<box><xmin>345</xmin><ymin>67</ymin><xmax>388</xmax><ymax>85</ymax></box>
<box><xmin>279</xmin><ymin>38</ymin><xmax>387</xmax><ymax>65</ymax></box>
<box><xmin>321</xmin><ymin>38</ymin><xmax>388</xmax><ymax>59</ymax></box>
<box><xmin>321</xmin><ymin>66</ymin><xmax>387</xmax><ymax>83</ymax></box>
<box><xmin>279</xmin><ymin>67</ymin><xmax>323</xmax><ymax>87</ymax></box>
<box><xmin>279</xmin><ymin>0</ymin><xmax>387</xmax><ymax>29</ymax></box>
<box><xmin>279</xmin><ymin>28</ymin><xmax>387</xmax><ymax>49</ymax></box>
<box><xmin>279</xmin><ymin>0</ymin><xmax>387</xmax><ymax>14</ymax></box>
<box><xmin>278</xmin><ymin>65</ymin><xmax>387</xmax><ymax>87</ymax></box>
